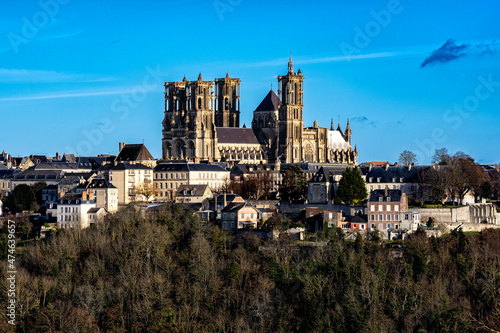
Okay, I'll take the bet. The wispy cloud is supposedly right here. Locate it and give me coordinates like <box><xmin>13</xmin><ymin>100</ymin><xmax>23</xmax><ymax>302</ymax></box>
<box><xmin>351</xmin><ymin>116</ymin><xmax>377</xmax><ymax>128</ymax></box>
<box><xmin>0</xmin><ymin>86</ymin><xmax>163</xmax><ymax>102</ymax></box>
<box><xmin>244</xmin><ymin>52</ymin><xmax>398</xmax><ymax>68</ymax></box>
<box><xmin>421</xmin><ymin>38</ymin><xmax>498</xmax><ymax>67</ymax></box>
<box><xmin>0</xmin><ymin>89</ymin><xmax>132</xmax><ymax>102</ymax></box>
<box><xmin>0</xmin><ymin>68</ymin><xmax>114</xmax><ymax>83</ymax></box>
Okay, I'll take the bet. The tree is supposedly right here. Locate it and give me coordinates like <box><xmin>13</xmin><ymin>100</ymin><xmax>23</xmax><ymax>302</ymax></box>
<box><xmin>418</xmin><ymin>166</ymin><xmax>448</xmax><ymax>204</ymax></box>
<box><xmin>336</xmin><ymin>167</ymin><xmax>368</xmax><ymax>204</ymax></box>
<box><xmin>136</xmin><ymin>181</ymin><xmax>156</xmax><ymax>202</ymax></box>
<box><xmin>479</xmin><ymin>181</ymin><xmax>492</xmax><ymax>200</ymax></box>
<box><xmin>6</xmin><ymin>184</ymin><xmax>37</xmax><ymax>212</ymax></box>
<box><xmin>432</xmin><ymin>148</ymin><xmax>451</xmax><ymax>165</ymax></box>
<box><xmin>448</xmin><ymin>152</ymin><xmax>487</xmax><ymax>204</ymax></box>
<box><xmin>31</xmin><ymin>181</ymin><xmax>47</xmax><ymax>206</ymax></box>
<box><xmin>279</xmin><ymin>165</ymin><xmax>308</xmax><ymax>203</ymax></box>
<box><xmin>398</xmin><ymin>150</ymin><xmax>418</xmax><ymax>165</ymax></box>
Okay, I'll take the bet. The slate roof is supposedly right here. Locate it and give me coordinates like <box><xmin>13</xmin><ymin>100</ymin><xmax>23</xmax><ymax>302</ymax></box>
<box><xmin>176</xmin><ymin>184</ymin><xmax>209</xmax><ymax>197</ymax></box>
<box><xmin>154</xmin><ymin>163</ymin><xmax>228</xmax><ymax>173</ymax></box>
<box><xmin>13</xmin><ymin>169</ymin><xmax>64</xmax><ymax>180</ymax></box>
<box><xmin>116</xmin><ymin>144</ymin><xmax>154</xmax><ymax>162</ymax></box>
<box><xmin>222</xmin><ymin>202</ymin><xmax>247</xmax><ymax>212</ymax></box>
<box><xmin>0</xmin><ymin>163</ymin><xmax>7</xmax><ymax>170</ymax></box>
<box><xmin>310</xmin><ymin>165</ymin><xmax>350</xmax><ymax>182</ymax></box>
<box><xmin>216</xmin><ymin>127</ymin><xmax>260</xmax><ymax>145</ymax></box>
<box><xmin>62</xmin><ymin>154</ymin><xmax>76</xmax><ymax>162</ymax></box>
<box><xmin>99</xmin><ymin>163</ymin><xmax>152</xmax><ymax>171</ymax></box>
<box><xmin>347</xmin><ymin>215</ymin><xmax>368</xmax><ymax>223</ymax></box>
<box><xmin>368</xmin><ymin>189</ymin><xmax>403</xmax><ymax>202</ymax></box>
<box><xmin>230</xmin><ymin>164</ymin><xmax>278</xmax><ymax>176</ymax></box>
<box><xmin>0</xmin><ymin>170</ymin><xmax>19</xmax><ymax>179</ymax></box>
<box><xmin>254</xmin><ymin>90</ymin><xmax>280</xmax><ymax>112</ymax></box>
<box><xmin>360</xmin><ymin>165</ymin><xmax>428</xmax><ymax>183</ymax></box>
<box><xmin>77</xmin><ymin>157</ymin><xmax>107</xmax><ymax>169</ymax></box>
<box><xmin>86</xmin><ymin>178</ymin><xmax>117</xmax><ymax>189</ymax></box>
<box><xmin>34</xmin><ymin>162</ymin><xmax>79</xmax><ymax>171</ymax></box>
<box><xmin>87</xmin><ymin>207</ymin><xmax>104</xmax><ymax>214</ymax></box>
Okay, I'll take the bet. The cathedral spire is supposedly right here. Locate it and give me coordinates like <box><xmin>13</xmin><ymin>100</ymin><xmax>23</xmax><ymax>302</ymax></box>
<box><xmin>331</xmin><ymin>118</ymin><xmax>334</xmax><ymax>130</ymax></box>
<box><xmin>288</xmin><ymin>53</ymin><xmax>294</xmax><ymax>73</ymax></box>
<box><xmin>198</xmin><ymin>72</ymin><xmax>203</xmax><ymax>81</ymax></box>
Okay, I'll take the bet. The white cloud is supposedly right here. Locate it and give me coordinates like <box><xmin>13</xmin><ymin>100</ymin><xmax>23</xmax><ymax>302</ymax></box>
<box><xmin>0</xmin><ymin>68</ymin><xmax>114</xmax><ymax>83</ymax></box>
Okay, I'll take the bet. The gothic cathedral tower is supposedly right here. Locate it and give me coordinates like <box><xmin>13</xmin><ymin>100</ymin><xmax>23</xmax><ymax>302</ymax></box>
<box><xmin>214</xmin><ymin>73</ymin><xmax>241</xmax><ymax>127</ymax></box>
<box><xmin>278</xmin><ymin>55</ymin><xmax>304</xmax><ymax>163</ymax></box>
<box><xmin>162</xmin><ymin>74</ymin><xmax>219</xmax><ymax>163</ymax></box>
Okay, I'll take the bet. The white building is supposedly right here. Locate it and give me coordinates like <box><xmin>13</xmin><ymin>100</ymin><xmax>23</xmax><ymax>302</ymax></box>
<box><xmin>57</xmin><ymin>191</ymin><xmax>96</xmax><ymax>229</ymax></box>
<box><xmin>154</xmin><ymin>163</ymin><xmax>230</xmax><ymax>201</ymax></box>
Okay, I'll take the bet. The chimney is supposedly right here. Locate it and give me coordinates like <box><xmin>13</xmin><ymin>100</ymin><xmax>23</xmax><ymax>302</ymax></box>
<box><xmin>384</xmin><ymin>186</ymin><xmax>389</xmax><ymax>197</ymax></box>
<box><xmin>59</xmin><ymin>190</ymin><xmax>65</xmax><ymax>199</ymax></box>
<box><xmin>408</xmin><ymin>163</ymin><xmax>412</xmax><ymax>171</ymax></box>
<box><xmin>56</xmin><ymin>152</ymin><xmax>60</xmax><ymax>160</ymax></box>
<box><xmin>385</xmin><ymin>163</ymin><xmax>389</xmax><ymax>171</ymax></box>
<box><xmin>368</xmin><ymin>163</ymin><xmax>372</xmax><ymax>172</ymax></box>
<box><xmin>82</xmin><ymin>190</ymin><xmax>87</xmax><ymax>201</ymax></box>
<box><xmin>119</xmin><ymin>142</ymin><xmax>126</xmax><ymax>152</ymax></box>
<box><xmin>88</xmin><ymin>190</ymin><xmax>94</xmax><ymax>201</ymax></box>
<box><xmin>214</xmin><ymin>194</ymin><xmax>218</xmax><ymax>211</ymax></box>
<box><xmin>223</xmin><ymin>192</ymin><xmax>227</xmax><ymax>208</ymax></box>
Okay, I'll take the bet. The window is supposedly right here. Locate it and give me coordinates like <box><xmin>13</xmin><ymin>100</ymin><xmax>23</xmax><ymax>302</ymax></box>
<box><xmin>404</xmin><ymin>213</ymin><xmax>409</xmax><ymax>220</ymax></box>
<box><xmin>370</xmin><ymin>205</ymin><xmax>375</xmax><ymax>211</ymax></box>
<box><xmin>386</xmin><ymin>223</ymin><xmax>391</xmax><ymax>229</ymax></box>
<box><xmin>329</xmin><ymin>212</ymin><xmax>332</xmax><ymax>219</ymax></box>
<box><xmin>386</xmin><ymin>205</ymin><xmax>391</xmax><ymax>212</ymax></box>
<box><xmin>395</xmin><ymin>205</ymin><xmax>399</xmax><ymax>211</ymax></box>
<box><xmin>378</xmin><ymin>223</ymin><xmax>382</xmax><ymax>229</ymax></box>
<box><xmin>386</xmin><ymin>214</ymin><xmax>391</xmax><ymax>221</ymax></box>
<box><xmin>394</xmin><ymin>214</ymin><xmax>400</xmax><ymax>221</ymax></box>
<box><xmin>371</xmin><ymin>223</ymin><xmax>375</xmax><ymax>229</ymax></box>
<box><xmin>378</xmin><ymin>205</ymin><xmax>383</xmax><ymax>211</ymax></box>
<box><xmin>378</xmin><ymin>197</ymin><xmax>383</xmax><ymax>202</ymax></box>
<box><xmin>370</xmin><ymin>214</ymin><xmax>375</xmax><ymax>221</ymax></box>
<box><xmin>378</xmin><ymin>214</ymin><xmax>383</xmax><ymax>221</ymax></box>
<box><xmin>360</xmin><ymin>224</ymin><xmax>366</xmax><ymax>230</ymax></box>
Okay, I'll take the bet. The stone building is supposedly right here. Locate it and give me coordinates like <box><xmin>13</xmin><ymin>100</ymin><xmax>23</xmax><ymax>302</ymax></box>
<box><xmin>162</xmin><ymin>56</ymin><xmax>357</xmax><ymax>165</ymax></box>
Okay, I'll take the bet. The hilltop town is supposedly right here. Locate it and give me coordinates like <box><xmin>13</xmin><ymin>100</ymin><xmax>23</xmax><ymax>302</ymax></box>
<box><xmin>1</xmin><ymin>58</ymin><xmax>499</xmax><ymax>240</ymax></box>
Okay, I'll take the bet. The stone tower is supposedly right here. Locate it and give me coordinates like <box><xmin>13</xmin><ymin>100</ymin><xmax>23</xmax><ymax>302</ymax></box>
<box><xmin>162</xmin><ymin>73</ymin><xmax>219</xmax><ymax>162</ymax></box>
<box><xmin>277</xmin><ymin>54</ymin><xmax>304</xmax><ymax>163</ymax></box>
<box><xmin>214</xmin><ymin>73</ymin><xmax>241</xmax><ymax>127</ymax></box>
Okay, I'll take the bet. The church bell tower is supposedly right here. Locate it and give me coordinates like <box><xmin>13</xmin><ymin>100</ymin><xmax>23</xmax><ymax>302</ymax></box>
<box><xmin>277</xmin><ymin>54</ymin><xmax>304</xmax><ymax>163</ymax></box>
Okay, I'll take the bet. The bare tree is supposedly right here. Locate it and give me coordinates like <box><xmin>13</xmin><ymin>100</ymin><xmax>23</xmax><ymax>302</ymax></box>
<box><xmin>398</xmin><ymin>150</ymin><xmax>418</xmax><ymax>166</ymax></box>
<box><xmin>136</xmin><ymin>181</ymin><xmax>156</xmax><ymax>202</ymax></box>
<box><xmin>432</xmin><ymin>147</ymin><xmax>451</xmax><ymax>165</ymax></box>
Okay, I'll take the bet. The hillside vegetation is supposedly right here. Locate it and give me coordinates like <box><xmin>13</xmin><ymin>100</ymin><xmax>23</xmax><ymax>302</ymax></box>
<box><xmin>1</xmin><ymin>206</ymin><xmax>499</xmax><ymax>332</ymax></box>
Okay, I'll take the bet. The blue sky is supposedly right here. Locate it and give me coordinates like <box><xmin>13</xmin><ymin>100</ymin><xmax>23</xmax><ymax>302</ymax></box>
<box><xmin>1</xmin><ymin>0</ymin><xmax>499</xmax><ymax>164</ymax></box>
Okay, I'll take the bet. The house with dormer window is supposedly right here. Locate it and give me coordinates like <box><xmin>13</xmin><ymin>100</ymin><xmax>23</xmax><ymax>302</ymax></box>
<box><xmin>367</xmin><ymin>187</ymin><xmax>407</xmax><ymax>231</ymax></box>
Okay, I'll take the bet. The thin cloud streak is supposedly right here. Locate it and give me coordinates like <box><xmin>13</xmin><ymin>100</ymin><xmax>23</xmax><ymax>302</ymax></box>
<box><xmin>0</xmin><ymin>68</ymin><xmax>114</xmax><ymax>83</ymax></box>
<box><xmin>0</xmin><ymin>86</ymin><xmax>163</xmax><ymax>102</ymax></box>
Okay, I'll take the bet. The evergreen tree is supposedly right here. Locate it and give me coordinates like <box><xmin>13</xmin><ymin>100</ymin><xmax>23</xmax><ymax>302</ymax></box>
<box><xmin>279</xmin><ymin>164</ymin><xmax>308</xmax><ymax>203</ymax></box>
<box><xmin>336</xmin><ymin>167</ymin><xmax>368</xmax><ymax>204</ymax></box>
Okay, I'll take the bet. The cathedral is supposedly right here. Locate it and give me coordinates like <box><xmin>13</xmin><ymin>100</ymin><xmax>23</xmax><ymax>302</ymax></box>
<box><xmin>161</xmin><ymin>56</ymin><xmax>358</xmax><ymax>165</ymax></box>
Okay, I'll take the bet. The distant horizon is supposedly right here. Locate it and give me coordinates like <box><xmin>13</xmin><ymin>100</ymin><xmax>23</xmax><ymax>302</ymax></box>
<box><xmin>2</xmin><ymin>0</ymin><xmax>499</xmax><ymax>164</ymax></box>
